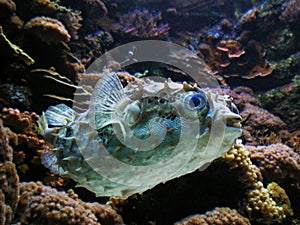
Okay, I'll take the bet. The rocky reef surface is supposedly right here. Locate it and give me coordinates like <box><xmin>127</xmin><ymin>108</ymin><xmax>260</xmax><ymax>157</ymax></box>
<box><xmin>0</xmin><ymin>0</ymin><xmax>300</xmax><ymax>224</ymax></box>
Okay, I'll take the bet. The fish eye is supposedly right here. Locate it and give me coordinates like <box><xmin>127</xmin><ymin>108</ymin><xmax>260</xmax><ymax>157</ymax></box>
<box><xmin>185</xmin><ymin>92</ymin><xmax>208</xmax><ymax>111</ymax></box>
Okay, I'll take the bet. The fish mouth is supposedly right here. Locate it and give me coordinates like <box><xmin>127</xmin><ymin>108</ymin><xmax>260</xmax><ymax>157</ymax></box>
<box><xmin>226</xmin><ymin>115</ymin><xmax>242</xmax><ymax>129</ymax></box>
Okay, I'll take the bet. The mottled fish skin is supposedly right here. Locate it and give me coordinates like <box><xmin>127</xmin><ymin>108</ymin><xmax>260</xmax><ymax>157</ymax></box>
<box><xmin>38</xmin><ymin>73</ymin><xmax>242</xmax><ymax>199</ymax></box>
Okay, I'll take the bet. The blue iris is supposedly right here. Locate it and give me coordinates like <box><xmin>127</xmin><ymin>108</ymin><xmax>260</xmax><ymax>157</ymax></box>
<box><xmin>187</xmin><ymin>93</ymin><xmax>207</xmax><ymax>111</ymax></box>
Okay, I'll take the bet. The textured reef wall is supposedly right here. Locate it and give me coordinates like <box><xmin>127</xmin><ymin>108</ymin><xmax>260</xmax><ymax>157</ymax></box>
<box><xmin>0</xmin><ymin>0</ymin><xmax>300</xmax><ymax>224</ymax></box>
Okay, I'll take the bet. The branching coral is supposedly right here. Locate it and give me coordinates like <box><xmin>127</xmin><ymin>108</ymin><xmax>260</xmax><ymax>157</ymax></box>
<box><xmin>247</xmin><ymin>143</ymin><xmax>300</xmax><ymax>183</ymax></box>
<box><xmin>175</xmin><ymin>207</ymin><xmax>250</xmax><ymax>225</ymax></box>
<box><xmin>16</xmin><ymin>181</ymin><xmax>123</xmax><ymax>225</ymax></box>
<box><xmin>113</xmin><ymin>9</ymin><xmax>170</xmax><ymax>40</ymax></box>
<box><xmin>222</xmin><ymin>140</ymin><xmax>293</xmax><ymax>223</ymax></box>
<box><xmin>24</xmin><ymin>16</ymin><xmax>71</xmax><ymax>44</ymax></box>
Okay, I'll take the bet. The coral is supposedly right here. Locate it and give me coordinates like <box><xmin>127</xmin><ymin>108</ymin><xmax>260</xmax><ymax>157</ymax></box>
<box><xmin>60</xmin><ymin>0</ymin><xmax>107</xmax><ymax>18</ymax></box>
<box><xmin>175</xmin><ymin>207</ymin><xmax>250</xmax><ymax>225</ymax></box>
<box><xmin>0</xmin><ymin>26</ymin><xmax>34</xmax><ymax>66</ymax></box>
<box><xmin>0</xmin><ymin>119</ymin><xmax>19</xmax><ymax>225</ymax></box>
<box><xmin>0</xmin><ymin>108</ymin><xmax>52</xmax><ymax>177</ymax></box>
<box><xmin>246</xmin><ymin>143</ymin><xmax>300</xmax><ymax>183</ymax></box>
<box><xmin>222</xmin><ymin>87</ymin><xmax>261</xmax><ymax>110</ymax></box>
<box><xmin>222</xmin><ymin>87</ymin><xmax>287</xmax><ymax>145</ymax></box>
<box><xmin>24</xmin><ymin>16</ymin><xmax>71</xmax><ymax>44</ymax></box>
<box><xmin>0</xmin><ymin>0</ymin><xmax>16</xmax><ymax>19</ymax></box>
<box><xmin>258</xmin><ymin>78</ymin><xmax>300</xmax><ymax>131</ymax></box>
<box><xmin>15</xmin><ymin>0</ymin><xmax>82</xmax><ymax>40</ymax></box>
<box><xmin>222</xmin><ymin>140</ymin><xmax>263</xmax><ymax>187</ymax></box>
<box><xmin>16</xmin><ymin>181</ymin><xmax>123</xmax><ymax>225</ymax></box>
<box><xmin>280</xmin><ymin>0</ymin><xmax>300</xmax><ymax>23</ymax></box>
<box><xmin>240</xmin><ymin>103</ymin><xmax>286</xmax><ymax>144</ymax></box>
<box><xmin>0</xmin><ymin>162</ymin><xmax>19</xmax><ymax>225</ymax></box>
<box><xmin>222</xmin><ymin>140</ymin><xmax>291</xmax><ymax>223</ymax></box>
<box><xmin>0</xmin><ymin>84</ymin><xmax>32</xmax><ymax>111</ymax></box>
<box><xmin>287</xmin><ymin>131</ymin><xmax>300</xmax><ymax>152</ymax></box>
<box><xmin>0</xmin><ymin>119</ymin><xmax>12</xmax><ymax>162</ymax></box>
<box><xmin>30</xmin><ymin>0</ymin><xmax>59</xmax><ymax>16</ymax></box>
<box><xmin>69</xmin><ymin>30</ymin><xmax>113</xmax><ymax>66</ymax></box>
<box><xmin>198</xmin><ymin>38</ymin><xmax>273</xmax><ymax>80</ymax></box>
<box><xmin>113</xmin><ymin>9</ymin><xmax>170</xmax><ymax>40</ymax></box>
<box><xmin>60</xmin><ymin>0</ymin><xmax>107</xmax><ymax>33</ymax></box>
<box><xmin>245</xmin><ymin>181</ymin><xmax>289</xmax><ymax>224</ymax></box>
<box><xmin>217</xmin><ymin>40</ymin><xmax>245</xmax><ymax>59</ymax></box>
<box><xmin>56</xmin><ymin>9</ymin><xmax>82</xmax><ymax>40</ymax></box>
<box><xmin>267</xmin><ymin>182</ymin><xmax>293</xmax><ymax>217</ymax></box>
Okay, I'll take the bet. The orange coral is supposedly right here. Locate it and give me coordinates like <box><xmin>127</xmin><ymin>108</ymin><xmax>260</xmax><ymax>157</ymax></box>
<box><xmin>24</xmin><ymin>16</ymin><xmax>71</xmax><ymax>44</ymax></box>
<box><xmin>1</xmin><ymin>108</ymin><xmax>52</xmax><ymax>173</ymax></box>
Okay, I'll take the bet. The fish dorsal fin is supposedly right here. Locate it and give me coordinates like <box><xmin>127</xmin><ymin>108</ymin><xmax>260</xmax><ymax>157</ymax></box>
<box><xmin>91</xmin><ymin>72</ymin><xmax>126</xmax><ymax>114</ymax></box>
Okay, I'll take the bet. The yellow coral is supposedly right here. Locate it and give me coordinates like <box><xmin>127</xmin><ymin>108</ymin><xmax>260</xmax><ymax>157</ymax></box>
<box><xmin>267</xmin><ymin>182</ymin><xmax>293</xmax><ymax>218</ymax></box>
<box><xmin>222</xmin><ymin>140</ymin><xmax>292</xmax><ymax>223</ymax></box>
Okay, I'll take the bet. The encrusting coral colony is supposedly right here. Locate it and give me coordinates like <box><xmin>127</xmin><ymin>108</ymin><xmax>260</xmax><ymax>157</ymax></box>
<box><xmin>0</xmin><ymin>0</ymin><xmax>300</xmax><ymax>224</ymax></box>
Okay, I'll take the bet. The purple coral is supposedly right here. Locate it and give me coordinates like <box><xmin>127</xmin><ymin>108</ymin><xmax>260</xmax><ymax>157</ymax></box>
<box><xmin>113</xmin><ymin>9</ymin><xmax>170</xmax><ymax>40</ymax></box>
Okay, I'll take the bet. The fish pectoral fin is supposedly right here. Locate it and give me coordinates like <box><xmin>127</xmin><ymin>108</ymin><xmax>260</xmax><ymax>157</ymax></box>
<box><xmin>90</xmin><ymin>72</ymin><xmax>127</xmax><ymax>114</ymax></box>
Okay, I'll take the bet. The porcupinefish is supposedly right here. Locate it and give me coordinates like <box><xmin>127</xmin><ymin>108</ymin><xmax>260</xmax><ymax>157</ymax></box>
<box><xmin>38</xmin><ymin>72</ymin><xmax>242</xmax><ymax>199</ymax></box>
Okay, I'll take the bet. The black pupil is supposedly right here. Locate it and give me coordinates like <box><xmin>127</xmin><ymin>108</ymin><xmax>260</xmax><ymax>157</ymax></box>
<box><xmin>190</xmin><ymin>94</ymin><xmax>204</xmax><ymax>109</ymax></box>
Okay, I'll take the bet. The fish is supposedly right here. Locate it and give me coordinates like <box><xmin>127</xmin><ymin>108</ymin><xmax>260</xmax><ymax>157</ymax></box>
<box><xmin>38</xmin><ymin>72</ymin><xmax>242</xmax><ymax>199</ymax></box>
